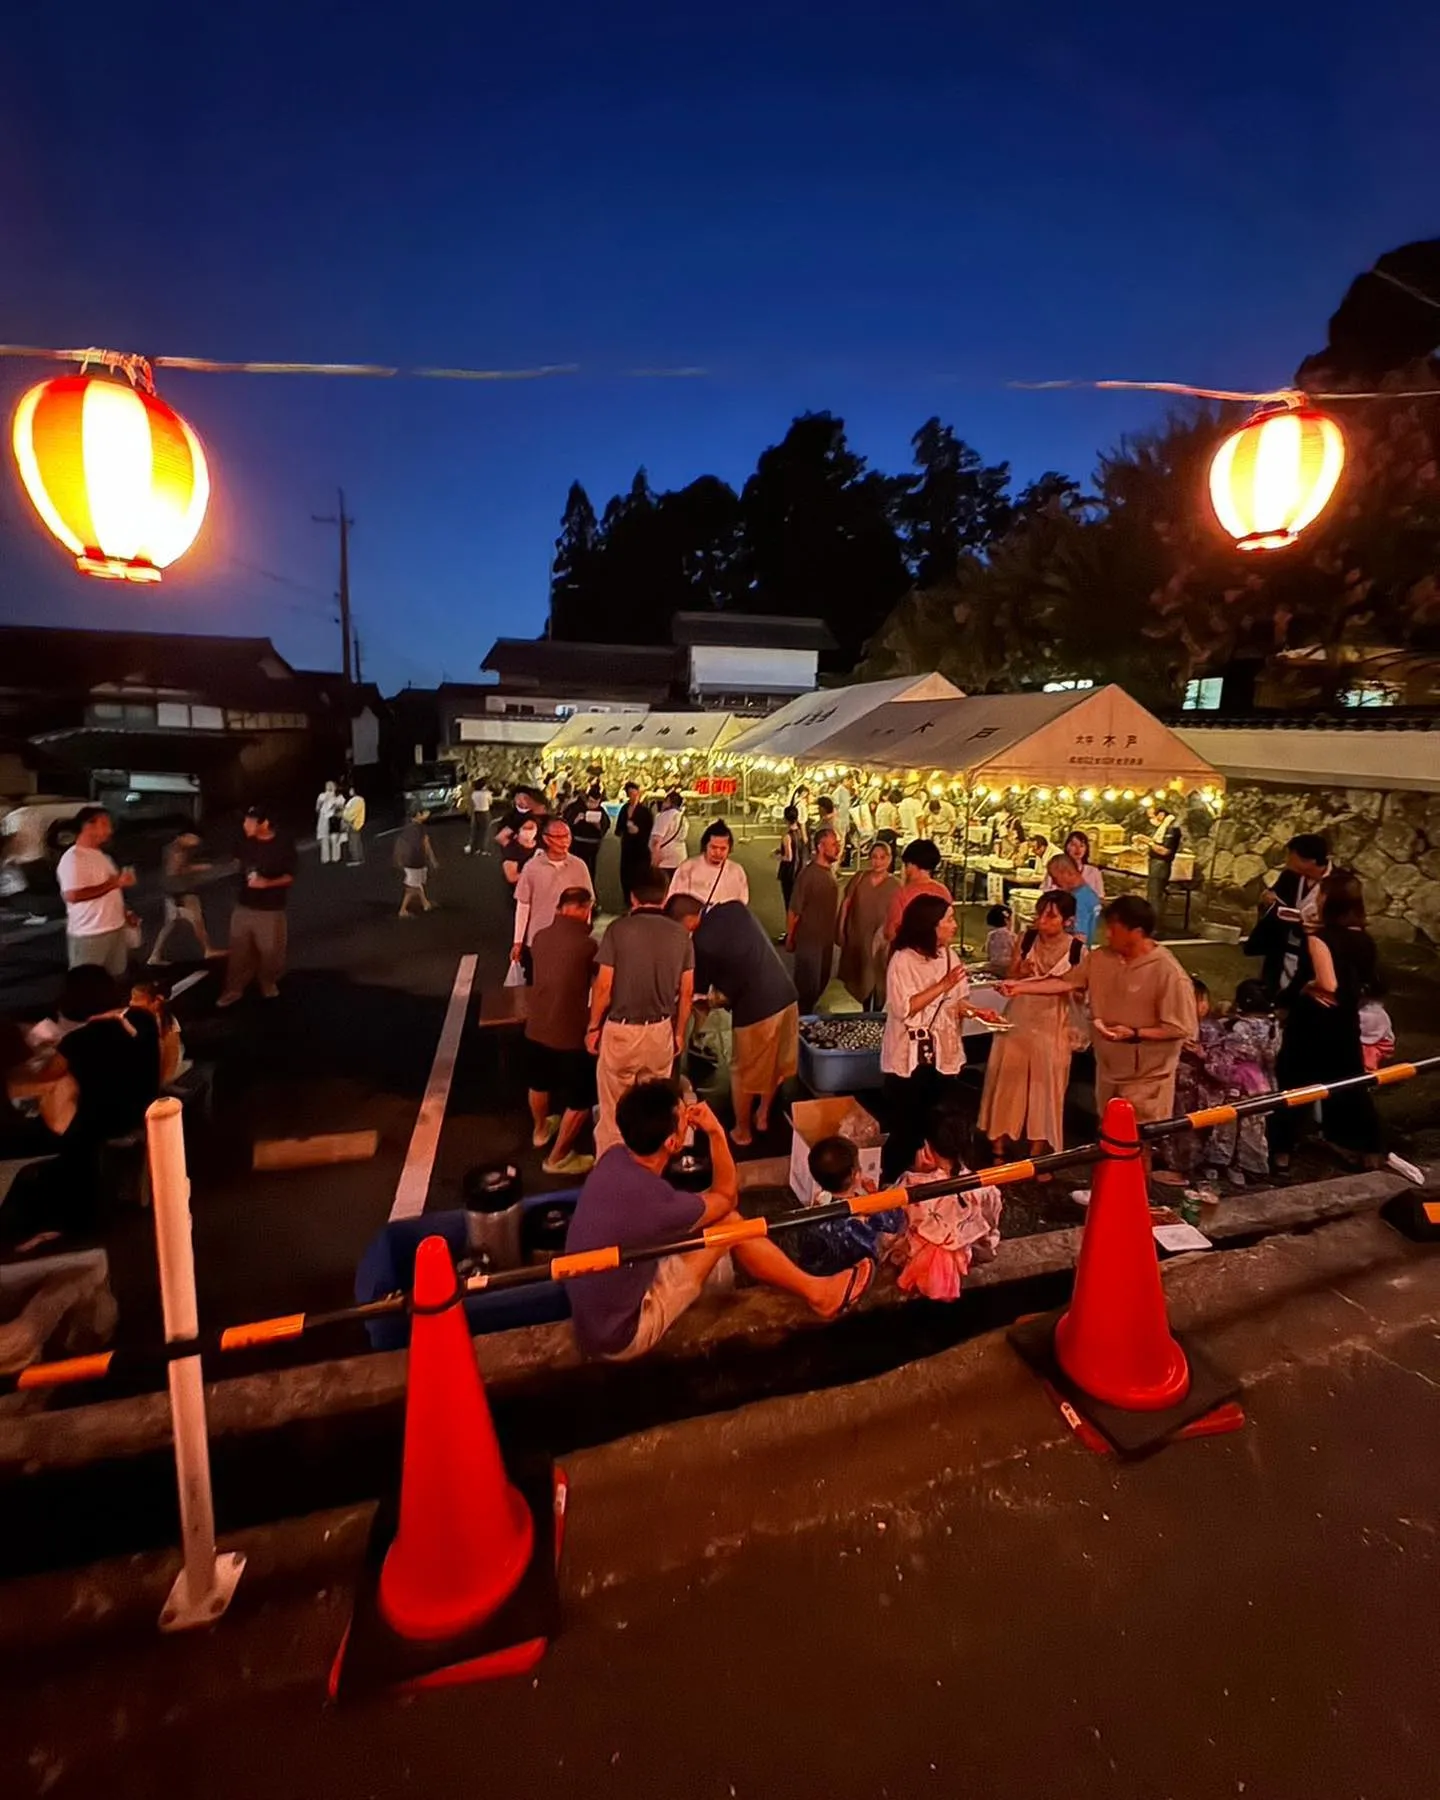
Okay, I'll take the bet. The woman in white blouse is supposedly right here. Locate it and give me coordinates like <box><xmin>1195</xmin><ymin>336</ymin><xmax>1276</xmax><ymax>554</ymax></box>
<box><xmin>881</xmin><ymin>892</ymin><xmax>1001</xmax><ymax>1174</ymax></box>
<box><xmin>665</xmin><ymin>820</ymin><xmax>750</xmax><ymax>911</ymax></box>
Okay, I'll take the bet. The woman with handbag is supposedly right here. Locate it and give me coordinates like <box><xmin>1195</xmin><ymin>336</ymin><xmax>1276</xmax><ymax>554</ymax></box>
<box><xmin>978</xmin><ymin>889</ymin><xmax>1086</xmax><ymax>1167</ymax></box>
<box><xmin>881</xmin><ymin>893</ymin><xmax>1002</xmax><ymax>1176</ymax></box>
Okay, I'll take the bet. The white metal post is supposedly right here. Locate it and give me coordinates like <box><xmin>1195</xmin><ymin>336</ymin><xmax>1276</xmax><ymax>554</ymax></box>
<box><xmin>147</xmin><ymin>1097</ymin><xmax>245</xmax><ymax>1630</ymax></box>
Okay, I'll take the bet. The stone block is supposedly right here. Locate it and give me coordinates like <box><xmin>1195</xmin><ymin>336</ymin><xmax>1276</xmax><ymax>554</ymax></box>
<box><xmin>1231</xmin><ymin>853</ymin><xmax>1267</xmax><ymax>888</ymax></box>
<box><xmin>1343</xmin><ymin>790</ymin><xmax>1384</xmax><ymax>822</ymax></box>
<box><xmin>1352</xmin><ymin>845</ymin><xmax>1393</xmax><ymax>883</ymax></box>
<box><xmin>1402</xmin><ymin>880</ymin><xmax>1440</xmax><ymax>942</ymax></box>
<box><xmin>1331</xmin><ymin>819</ymin><xmax>1375</xmax><ymax>864</ymax></box>
<box><xmin>1382</xmin><ymin>791</ymin><xmax>1430</xmax><ymax>829</ymax></box>
<box><xmin>1380</xmin><ymin>862</ymin><xmax>1423</xmax><ymax>900</ymax></box>
<box><xmin>1374</xmin><ymin>819</ymin><xmax>1422</xmax><ymax>862</ymax></box>
<box><xmin>1368</xmin><ymin>914</ymin><xmax>1418</xmax><ymax>943</ymax></box>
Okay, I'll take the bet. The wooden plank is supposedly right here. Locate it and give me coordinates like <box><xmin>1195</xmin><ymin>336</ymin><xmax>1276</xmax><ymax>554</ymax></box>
<box><xmin>252</xmin><ymin>1130</ymin><xmax>379</xmax><ymax>1172</ymax></box>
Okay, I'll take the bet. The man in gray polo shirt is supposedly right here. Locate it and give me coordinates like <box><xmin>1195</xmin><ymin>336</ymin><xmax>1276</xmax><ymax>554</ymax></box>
<box><xmin>586</xmin><ymin>868</ymin><xmax>695</xmax><ymax>1156</ymax></box>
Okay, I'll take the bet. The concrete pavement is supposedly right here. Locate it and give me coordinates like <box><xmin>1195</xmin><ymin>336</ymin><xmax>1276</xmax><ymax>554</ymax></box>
<box><xmin>2</xmin><ymin>1208</ymin><xmax>1437</xmax><ymax>1799</ymax></box>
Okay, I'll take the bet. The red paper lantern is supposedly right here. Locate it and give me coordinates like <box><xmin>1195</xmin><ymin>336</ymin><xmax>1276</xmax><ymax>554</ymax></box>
<box><xmin>1207</xmin><ymin>403</ymin><xmax>1344</xmax><ymax>552</ymax></box>
<box><xmin>11</xmin><ymin>374</ymin><xmax>210</xmax><ymax>582</ymax></box>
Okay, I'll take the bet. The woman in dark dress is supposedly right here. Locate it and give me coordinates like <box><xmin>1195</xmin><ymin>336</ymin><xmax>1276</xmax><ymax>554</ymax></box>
<box><xmin>1271</xmin><ymin>874</ymin><xmax>1381</xmax><ymax>1167</ymax></box>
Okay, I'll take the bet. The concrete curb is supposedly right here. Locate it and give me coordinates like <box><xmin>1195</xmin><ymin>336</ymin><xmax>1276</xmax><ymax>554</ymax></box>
<box><xmin>0</xmin><ymin>1161</ymin><xmax>1425</xmax><ymax>1482</ymax></box>
<box><xmin>3</xmin><ymin>1207</ymin><xmax>1436</xmax><ymax>1657</ymax></box>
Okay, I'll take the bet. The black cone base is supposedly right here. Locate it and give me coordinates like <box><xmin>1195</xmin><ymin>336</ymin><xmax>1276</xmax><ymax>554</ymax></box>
<box><xmin>1009</xmin><ymin>1310</ymin><xmax>1240</xmax><ymax>1457</ymax></box>
<box><xmin>329</xmin><ymin>1457</ymin><xmax>564</xmax><ymax>1702</ymax></box>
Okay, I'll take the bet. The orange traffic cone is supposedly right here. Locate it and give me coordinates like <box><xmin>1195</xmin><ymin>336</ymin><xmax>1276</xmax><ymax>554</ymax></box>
<box><xmin>1054</xmin><ymin>1097</ymin><xmax>1189</xmax><ymax>1410</ymax></box>
<box><xmin>1009</xmin><ymin>1097</ymin><xmax>1241</xmax><ymax>1456</ymax></box>
<box><xmin>378</xmin><ymin>1234</ymin><xmax>537</xmax><ymax>1638</ymax></box>
<box><xmin>329</xmin><ymin>1234</ymin><xmax>565</xmax><ymax>1699</ymax></box>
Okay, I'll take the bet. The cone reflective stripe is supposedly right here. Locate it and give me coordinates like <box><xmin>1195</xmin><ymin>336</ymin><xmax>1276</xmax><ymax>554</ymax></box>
<box><xmin>377</xmin><ymin>1235</ymin><xmax>534</xmax><ymax>1642</ymax></box>
<box><xmin>1053</xmin><ymin>1097</ymin><xmax>1190</xmax><ymax>1412</ymax></box>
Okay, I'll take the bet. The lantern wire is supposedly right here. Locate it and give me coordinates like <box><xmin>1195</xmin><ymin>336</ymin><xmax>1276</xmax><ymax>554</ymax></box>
<box><xmin>0</xmin><ymin>341</ymin><xmax>1433</xmax><ymax>404</ymax></box>
<box><xmin>0</xmin><ymin>345</ymin><xmax>702</xmax><ymax>384</ymax></box>
<box><xmin>1009</xmin><ymin>377</ymin><xmax>1440</xmax><ymax>403</ymax></box>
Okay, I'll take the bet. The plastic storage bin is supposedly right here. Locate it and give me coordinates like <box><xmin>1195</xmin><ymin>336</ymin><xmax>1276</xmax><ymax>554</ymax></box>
<box><xmin>354</xmin><ymin>1194</ymin><xmax>579</xmax><ymax>1351</ymax></box>
<box><xmin>797</xmin><ymin>1013</ymin><xmax>886</xmax><ymax>1093</ymax></box>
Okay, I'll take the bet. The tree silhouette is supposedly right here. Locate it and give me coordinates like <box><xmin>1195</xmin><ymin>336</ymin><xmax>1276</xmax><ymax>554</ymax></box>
<box><xmin>739</xmin><ymin>412</ymin><xmax>909</xmax><ymax>668</ymax></box>
<box><xmin>895</xmin><ymin>417</ymin><xmax>1013</xmax><ymax>585</ymax></box>
<box><xmin>549</xmin><ymin>480</ymin><xmax>598</xmax><ymax>639</ymax></box>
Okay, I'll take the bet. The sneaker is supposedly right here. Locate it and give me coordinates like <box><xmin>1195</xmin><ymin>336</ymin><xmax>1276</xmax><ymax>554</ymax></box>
<box><xmin>532</xmin><ymin>1114</ymin><xmax>561</xmax><ymax>1148</ymax></box>
<box><xmin>215</xmin><ymin>991</ymin><xmax>242</xmax><ymax>1009</ymax></box>
<box><xmin>543</xmin><ymin>1152</ymin><xmax>594</xmax><ymax>1177</ymax></box>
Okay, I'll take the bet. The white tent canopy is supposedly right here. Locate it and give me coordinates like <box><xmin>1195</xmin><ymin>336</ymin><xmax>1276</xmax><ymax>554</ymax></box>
<box><xmin>722</xmin><ymin>673</ymin><xmax>963</xmax><ymax>763</ymax></box>
<box><xmin>544</xmin><ymin>710</ymin><xmax>744</xmax><ymax>757</ymax></box>
<box><xmin>801</xmin><ymin>684</ymin><xmax>1221</xmax><ymax>792</ymax></box>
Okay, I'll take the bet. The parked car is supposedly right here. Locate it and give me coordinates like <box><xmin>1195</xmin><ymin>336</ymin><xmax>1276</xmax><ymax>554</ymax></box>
<box><xmin>402</xmin><ymin>760</ymin><xmax>465</xmax><ymax>818</ymax></box>
<box><xmin>1</xmin><ymin>795</ymin><xmax>89</xmax><ymax>898</ymax></box>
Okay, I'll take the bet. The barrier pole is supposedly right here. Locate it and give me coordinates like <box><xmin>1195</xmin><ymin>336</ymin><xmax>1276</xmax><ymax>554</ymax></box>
<box><xmin>147</xmin><ymin>1098</ymin><xmax>245</xmax><ymax>1631</ymax></box>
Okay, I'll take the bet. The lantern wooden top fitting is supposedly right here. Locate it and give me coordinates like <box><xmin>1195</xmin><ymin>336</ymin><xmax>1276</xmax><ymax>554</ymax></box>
<box><xmin>1208</xmin><ymin>400</ymin><xmax>1344</xmax><ymax>552</ymax></box>
<box><xmin>11</xmin><ymin>369</ymin><xmax>210</xmax><ymax>583</ymax></box>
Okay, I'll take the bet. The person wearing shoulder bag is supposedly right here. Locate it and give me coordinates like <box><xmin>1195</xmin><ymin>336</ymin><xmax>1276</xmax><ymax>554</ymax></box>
<box><xmin>880</xmin><ymin>893</ymin><xmax>1002</xmax><ymax>1176</ymax></box>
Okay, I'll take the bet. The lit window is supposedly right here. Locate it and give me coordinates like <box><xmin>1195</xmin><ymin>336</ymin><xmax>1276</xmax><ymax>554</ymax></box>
<box><xmin>1041</xmin><ymin>678</ymin><xmax>1094</xmax><ymax>693</ymax></box>
<box><xmin>1341</xmin><ymin>681</ymin><xmax>1399</xmax><ymax>709</ymax></box>
<box><xmin>1183</xmin><ymin>678</ymin><xmax>1223</xmax><ymax>711</ymax></box>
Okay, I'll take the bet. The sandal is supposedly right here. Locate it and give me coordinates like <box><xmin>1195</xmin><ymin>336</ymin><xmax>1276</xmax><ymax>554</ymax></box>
<box><xmin>835</xmin><ymin>1257</ymin><xmax>876</xmax><ymax>1316</ymax></box>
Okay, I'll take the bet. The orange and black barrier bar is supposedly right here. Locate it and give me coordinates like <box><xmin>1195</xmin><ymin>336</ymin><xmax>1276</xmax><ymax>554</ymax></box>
<box><xmin>5</xmin><ymin>1058</ymin><xmax>1436</xmax><ymax>1396</ymax></box>
<box><xmin>1136</xmin><ymin>1054</ymin><xmax>1440</xmax><ymax>1146</ymax></box>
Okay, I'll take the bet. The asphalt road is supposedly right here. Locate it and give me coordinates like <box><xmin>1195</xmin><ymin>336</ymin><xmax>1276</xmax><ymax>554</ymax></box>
<box><xmin>4</xmin><ymin>821</ymin><xmax>1439</xmax><ymax>1358</ymax></box>
<box><xmin>4</xmin><ymin>1211</ymin><xmax>1438</xmax><ymax>1800</ymax></box>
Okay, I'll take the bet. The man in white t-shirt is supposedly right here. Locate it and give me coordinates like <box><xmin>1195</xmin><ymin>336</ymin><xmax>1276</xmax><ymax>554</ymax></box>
<box><xmin>56</xmin><ymin>806</ymin><xmax>134</xmax><ymax>977</ymax></box>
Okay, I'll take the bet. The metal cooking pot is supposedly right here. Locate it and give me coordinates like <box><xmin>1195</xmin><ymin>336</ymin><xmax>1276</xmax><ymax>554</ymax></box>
<box><xmin>462</xmin><ymin>1162</ymin><xmax>524</xmax><ymax>1271</ymax></box>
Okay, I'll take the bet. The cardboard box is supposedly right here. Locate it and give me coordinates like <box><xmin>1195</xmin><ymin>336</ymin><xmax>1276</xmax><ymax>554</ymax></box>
<box><xmin>788</xmin><ymin>1095</ymin><xmax>885</xmax><ymax>1207</ymax></box>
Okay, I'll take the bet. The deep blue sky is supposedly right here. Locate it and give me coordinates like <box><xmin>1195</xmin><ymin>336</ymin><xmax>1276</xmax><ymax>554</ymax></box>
<box><xmin>2</xmin><ymin>1</ymin><xmax>1435</xmax><ymax>692</ymax></box>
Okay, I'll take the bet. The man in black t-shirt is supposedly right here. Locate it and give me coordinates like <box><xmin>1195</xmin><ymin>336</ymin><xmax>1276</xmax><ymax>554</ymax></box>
<box><xmin>217</xmin><ymin>805</ymin><xmax>297</xmax><ymax>1006</ymax></box>
<box><xmin>667</xmin><ymin>895</ymin><xmax>800</xmax><ymax>1145</ymax></box>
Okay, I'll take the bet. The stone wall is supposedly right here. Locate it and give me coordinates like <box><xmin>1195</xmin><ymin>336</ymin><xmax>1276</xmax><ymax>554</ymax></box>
<box><xmin>1189</xmin><ymin>783</ymin><xmax>1440</xmax><ymax>944</ymax></box>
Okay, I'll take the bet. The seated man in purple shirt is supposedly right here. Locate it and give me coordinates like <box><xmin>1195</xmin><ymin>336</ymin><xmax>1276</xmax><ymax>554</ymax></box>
<box><xmin>563</xmin><ymin>1080</ymin><xmax>875</xmax><ymax>1360</ymax></box>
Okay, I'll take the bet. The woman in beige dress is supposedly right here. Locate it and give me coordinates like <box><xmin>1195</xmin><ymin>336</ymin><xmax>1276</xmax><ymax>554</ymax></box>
<box><xmin>836</xmin><ymin>840</ymin><xmax>900</xmax><ymax>1007</ymax></box>
<box><xmin>978</xmin><ymin>889</ymin><xmax>1085</xmax><ymax>1162</ymax></box>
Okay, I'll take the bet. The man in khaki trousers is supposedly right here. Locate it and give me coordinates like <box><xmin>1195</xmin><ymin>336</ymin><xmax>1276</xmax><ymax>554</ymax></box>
<box><xmin>586</xmin><ymin>870</ymin><xmax>695</xmax><ymax>1157</ymax></box>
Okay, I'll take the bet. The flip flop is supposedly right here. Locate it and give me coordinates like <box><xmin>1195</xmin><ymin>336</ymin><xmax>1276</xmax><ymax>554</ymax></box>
<box><xmin>836</xmin><ymin>1256</ymin><xmax>877</xmax><ymax>1316</ymax></box>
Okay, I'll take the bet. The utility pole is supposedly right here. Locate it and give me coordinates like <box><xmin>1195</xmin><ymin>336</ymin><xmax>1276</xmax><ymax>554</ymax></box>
<box><xmin>353</xmin><ymin>632</ymin><xmax>363</xmax><ymax>685</ymax></box>
<box><xmin>313</xmin><ymin>488</ymin><xmax>354</xmax><ymax>684</ymax></box>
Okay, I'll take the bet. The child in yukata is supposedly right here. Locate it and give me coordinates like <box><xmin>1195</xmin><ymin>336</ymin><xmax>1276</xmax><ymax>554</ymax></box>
<box><xmin>886</xmin><ymin>1108</ymin><xmax>1004</xmax><ymax>1302</ymax></box>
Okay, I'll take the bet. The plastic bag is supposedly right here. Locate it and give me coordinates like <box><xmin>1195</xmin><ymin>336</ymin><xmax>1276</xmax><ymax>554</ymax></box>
<box><xmin>503</xmin><ymin>960</ymin><xmax>527</xmax><ymax>989</ymax></box>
